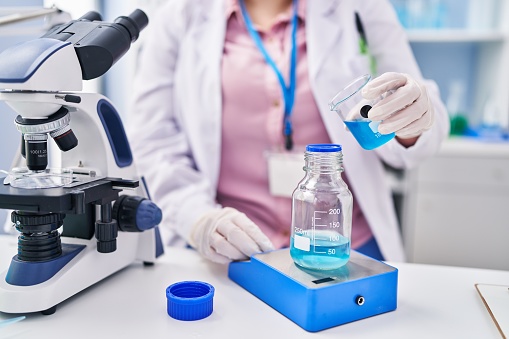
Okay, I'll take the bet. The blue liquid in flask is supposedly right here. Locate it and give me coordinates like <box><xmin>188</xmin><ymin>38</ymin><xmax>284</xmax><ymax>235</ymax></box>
<box><xmin>290</xmin><ymin>234</ymin><xmax>350</xmax><ymax>271</ymax></box>
<box><xmin>344</xmin><ymin>120</ymin><xmax>395</xmax><ymax>150</ymax></box>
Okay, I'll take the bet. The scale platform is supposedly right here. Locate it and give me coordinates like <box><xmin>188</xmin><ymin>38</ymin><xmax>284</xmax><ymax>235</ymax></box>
<box><xmin>228</xmin><ymin>248</ymin><xmax>398</xmax><ymax>332</ymax></box>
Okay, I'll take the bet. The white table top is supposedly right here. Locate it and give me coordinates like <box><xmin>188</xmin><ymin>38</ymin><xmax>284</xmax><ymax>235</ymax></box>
<box><xmin>0</xmin><ymin>234</ymin><xmax>507</xmax><ymax>339</ymax></box>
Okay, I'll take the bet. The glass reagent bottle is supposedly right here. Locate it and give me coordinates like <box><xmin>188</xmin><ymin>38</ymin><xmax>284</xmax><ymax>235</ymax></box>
<box><xmin>290</xmin><ymin>144</ymin><xmax>353</xmax><ymax>270</ymax></box>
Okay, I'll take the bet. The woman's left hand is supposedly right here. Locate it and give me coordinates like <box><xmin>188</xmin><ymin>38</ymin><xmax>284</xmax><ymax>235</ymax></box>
<box><xmin>362</xmin><ymin>72</ymin><xmax>435</xmax><ymax>140</ymax></box>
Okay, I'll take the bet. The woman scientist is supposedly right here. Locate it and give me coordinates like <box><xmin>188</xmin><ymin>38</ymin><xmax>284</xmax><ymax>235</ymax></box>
<box><xmin>127</xmin><ymin>0</ymin><xmax>449</xmax><ymax>264</ymax></box>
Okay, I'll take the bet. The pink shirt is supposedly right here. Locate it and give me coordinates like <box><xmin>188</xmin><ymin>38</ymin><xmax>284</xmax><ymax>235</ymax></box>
<box><xmin>217</xmin><ymin>0</ymin><xmax>372</xmax><ymax>249</ymax></box>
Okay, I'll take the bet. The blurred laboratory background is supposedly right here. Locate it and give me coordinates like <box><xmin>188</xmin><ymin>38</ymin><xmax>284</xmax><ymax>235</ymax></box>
<box><xmin>0</xmin><ymin>0</ymin><xmax>507</xmax><ymax>270</ymax></box>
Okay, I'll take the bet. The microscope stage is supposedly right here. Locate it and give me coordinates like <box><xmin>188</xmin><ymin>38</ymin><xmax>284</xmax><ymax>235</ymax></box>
<box><xmin>0</xmin><ymin>176</ymin><xmax>136</xmax><ymax>213</ymax></box>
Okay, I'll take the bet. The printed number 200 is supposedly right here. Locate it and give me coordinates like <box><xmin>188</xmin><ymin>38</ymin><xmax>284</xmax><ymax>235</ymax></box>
<box><xmin>328</xmin><ymin>209</ymin><xmax>341</xmax><ymax>214</ymax></box>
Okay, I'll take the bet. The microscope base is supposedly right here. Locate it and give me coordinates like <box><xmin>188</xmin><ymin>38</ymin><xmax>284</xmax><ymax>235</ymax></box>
<box><xmin>0</xmin><ymin>231</ymin><xmax>157</xmax><ymax>314</ymax></box>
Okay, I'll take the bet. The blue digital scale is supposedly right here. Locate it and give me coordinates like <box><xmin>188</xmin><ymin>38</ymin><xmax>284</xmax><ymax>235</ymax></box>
<box><xmin>228</xmin><ymin>249</ymin><xmax>398</xmax><ymax>332</ymax></box>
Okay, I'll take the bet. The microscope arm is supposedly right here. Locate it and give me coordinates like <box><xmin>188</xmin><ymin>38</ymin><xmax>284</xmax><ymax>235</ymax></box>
<box><xmin>0</xmin><ymin>38</ymin><xmax>82</xmax><ymax>95</ymax></box>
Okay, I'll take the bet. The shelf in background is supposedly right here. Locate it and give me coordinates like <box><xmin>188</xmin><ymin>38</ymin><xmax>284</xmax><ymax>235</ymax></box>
<box><xmin>439</xmin><ymin>136</ymin><xmax>509</xmax><ymax>157</ymax></box>
<box><xmin>406</xmin><ymin>29</ymin><xmax>507</xmax><ymax>43</ymax></box>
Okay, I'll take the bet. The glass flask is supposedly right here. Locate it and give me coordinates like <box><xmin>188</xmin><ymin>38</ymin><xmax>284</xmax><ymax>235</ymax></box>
<box><xmin>329</xmin><ymin>74</ymin><xmax>395</xmax><ymax>150</ymax></box>
<box><xmin>290</xmin><ymin>144</ymin><xmax>353</xmax><ymax>270</ymax></box>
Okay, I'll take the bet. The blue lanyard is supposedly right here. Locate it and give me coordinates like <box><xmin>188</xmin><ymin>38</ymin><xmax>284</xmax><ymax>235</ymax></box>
<box><xmin>239</xmin><ymin>0</ymin><xmax>298</xmax><ymax>150</ymax></box>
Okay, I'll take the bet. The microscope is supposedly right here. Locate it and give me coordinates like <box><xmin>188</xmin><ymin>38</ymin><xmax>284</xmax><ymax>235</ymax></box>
<box><xmin>0</xmin><ymin>9</ymin><xmax>164</xmax><ymax>315</ymax></box>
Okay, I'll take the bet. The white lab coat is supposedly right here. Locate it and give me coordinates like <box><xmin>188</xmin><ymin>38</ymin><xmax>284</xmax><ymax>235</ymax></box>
<box><xmin>127</xmin><ymin>0</ymin><xmax>449</xmax><ymax>262</ymax></box>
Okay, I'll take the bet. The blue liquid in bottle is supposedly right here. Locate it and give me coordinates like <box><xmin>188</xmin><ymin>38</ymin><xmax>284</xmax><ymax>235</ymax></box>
<box><xmin>290</xmin><ymin>234</ymin><xmax>350</xmax><ymax>270</ymax></box>
<box><xmin>344</xmin><ymin>120</ymin><xmax>395</xmax><ymax>150</ymax></box>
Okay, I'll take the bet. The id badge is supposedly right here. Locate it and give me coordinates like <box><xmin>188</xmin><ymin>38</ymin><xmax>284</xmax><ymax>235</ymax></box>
<box><xmin>266</xmin><ymin>148</ymin><xmax>305</xmax><ymax>198</ymax></box>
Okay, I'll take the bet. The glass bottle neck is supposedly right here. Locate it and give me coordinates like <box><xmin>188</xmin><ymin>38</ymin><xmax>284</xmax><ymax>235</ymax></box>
<box><xmin>304</xmin><ymin>151</ymin><xmax>343</xmax><ymax>175</ymax></box>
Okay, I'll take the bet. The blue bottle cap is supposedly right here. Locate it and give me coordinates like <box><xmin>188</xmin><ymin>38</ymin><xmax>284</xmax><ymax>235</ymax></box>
<box><xmin>166</xmin><ymin>281</ymin><xmax>215</xmax><ymax>321</ymax></box>
<box><xmin>306</xmin><ymin>144</ymin><xmax>342</xmax><ymax>152</ymax></box>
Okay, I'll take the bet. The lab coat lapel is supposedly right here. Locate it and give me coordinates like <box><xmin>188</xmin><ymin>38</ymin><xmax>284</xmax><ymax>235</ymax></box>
<box><xmin>307</xmin><ymin>0</ymin><xmax>343</xmax><ymax>80</ymax></box>
<box><xmin>307</xmin><ymin>0</ymin><xmax>352</xmax><ymax>148</ymax></box>
<box><xmin>187</xmin><ymin>2</ymin><xmax>226</xmax><ymax>186</ymax></box>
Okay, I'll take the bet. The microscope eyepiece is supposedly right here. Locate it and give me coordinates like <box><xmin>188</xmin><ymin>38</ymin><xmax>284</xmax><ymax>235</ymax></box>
<box><xmin>41</xmin><ymin>8</ymin><xmax>149</xmax><ymax>79</ymax></box>
<box><xmin>114</xmin><ymin>9</ymin><xmax>149</xmax><ymax>43</ymax></box>
<box><xmin>78</xmin><ymin>11</ymin><xmax>103</xmax><ymax>22</ymax></box>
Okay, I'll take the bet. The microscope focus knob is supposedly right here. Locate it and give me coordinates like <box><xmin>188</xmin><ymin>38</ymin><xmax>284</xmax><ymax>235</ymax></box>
<box><xmin>112</xmin><ymin>195</ymin><xmax>162</xmax><ymax>232</ymax></box>
<box><xmin>95</xmin><ymin>221</ymin><xmax>118</xmax><ymax>253</ymax></box>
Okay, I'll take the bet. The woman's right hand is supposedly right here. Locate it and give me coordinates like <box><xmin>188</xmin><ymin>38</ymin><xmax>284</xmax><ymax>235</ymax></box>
<box><xmin>189</xmin><ymin>207</ymin><xmax>275</xmax><ymax>264</ymax></box>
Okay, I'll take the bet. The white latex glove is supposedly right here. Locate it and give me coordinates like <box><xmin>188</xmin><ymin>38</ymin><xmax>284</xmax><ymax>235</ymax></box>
<box><xmin>189</xmin><ymin>207</ymin><xmax>275</xmax><ymax>264</ymax></box>
<box><xmin>353</xmin><ymin>72</ymin><xmax>435</xmax><ymax>139</ymax></box>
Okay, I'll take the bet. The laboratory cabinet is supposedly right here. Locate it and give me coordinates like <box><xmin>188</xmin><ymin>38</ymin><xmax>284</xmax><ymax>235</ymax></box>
<box><xmin>401</xmin><ymin>137</ymin><xmax>509</xmax><ymax>270</ymax></box>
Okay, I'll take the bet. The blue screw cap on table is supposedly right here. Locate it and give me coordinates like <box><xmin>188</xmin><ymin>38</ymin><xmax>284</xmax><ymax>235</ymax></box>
<box><xmin>166</xmin><ymin>281</ymin><xmax>215</xmax><ymax>321</ymax></box>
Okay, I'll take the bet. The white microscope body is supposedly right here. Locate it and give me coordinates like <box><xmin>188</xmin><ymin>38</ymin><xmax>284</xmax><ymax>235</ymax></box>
<box><xmin>0</xmin><ymin>10</ymin><xmax>163</xmax><ymax>314</ymax></box>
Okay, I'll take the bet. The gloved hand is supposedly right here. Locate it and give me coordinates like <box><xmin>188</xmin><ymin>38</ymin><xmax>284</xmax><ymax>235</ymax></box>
<box><xmin>347</xmin><ymin>72</ymin><xmax>434</xmax><ymax>139</ymax></box>
<box><xmin>189</xmin><ymin>207</ymin><xmax>275</xmax><ymax>264</ymax></box>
